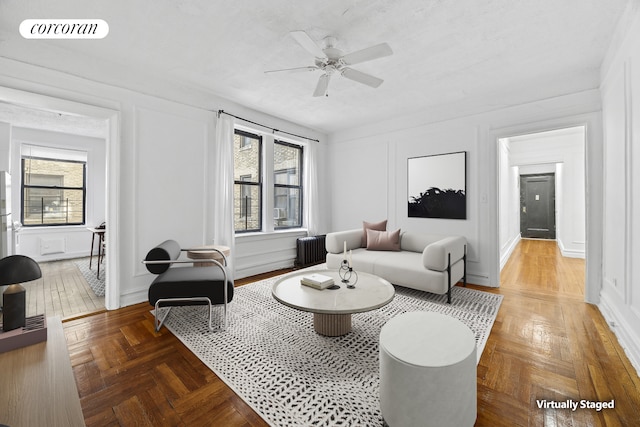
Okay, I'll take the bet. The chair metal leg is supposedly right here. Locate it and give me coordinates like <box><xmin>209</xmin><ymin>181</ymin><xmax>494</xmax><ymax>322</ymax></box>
<box><xmin>153</xmin><ymin>302</ymin><xmax>173</xmax><ymax>332</ymax></box>
<box><xmin>447</xmin><ymin>253</ymin><xmax>452</xmax><ymax>304</ymax></box>
<box><xmin>154</xmin><ymin>297</ymin><xmax>214</xmax><ymax>332</ymax></box>
<box><xmin>463</xmin><ymin>244</ymin><xmax>467</xmax><ymax>287</ymax></box>
<box><xmin>209</xmin><ymin>298</ymin><xmax>228</xmax><ymax>332</ymax></box>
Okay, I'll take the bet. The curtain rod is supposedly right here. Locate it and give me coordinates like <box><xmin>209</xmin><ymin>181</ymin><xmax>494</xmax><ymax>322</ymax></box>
<box><xmin>217</xmin><ymin>110</ymin><xmax>320</xmax><ymax>142</ymax></box>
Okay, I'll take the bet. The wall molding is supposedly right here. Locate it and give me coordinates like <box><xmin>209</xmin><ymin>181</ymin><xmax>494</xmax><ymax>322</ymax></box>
<box><xmin>557</xmin><ymin>238</ymin><xmax>586</xmax><ymax>259</ymax></box>
<box><xmin>467</xmin><ymin>273</ymin><xmax>490</xmax><ymax>287</ymax></box>
<box><xmin>599</xmin><ymin>290</ymin><xmax>640</xmax><ymax>378</ymax></box>
<box><xmin>500</xmin><ymin>233</ymin><xmax>521</xmax><ymax>270</ymax></box>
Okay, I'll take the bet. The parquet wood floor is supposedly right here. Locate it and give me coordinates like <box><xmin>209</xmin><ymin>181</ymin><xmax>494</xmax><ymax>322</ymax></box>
<box><xmin>62</xmin><ymin>243</ymin><xmax>640</xmax><ymax>426</ymax></box>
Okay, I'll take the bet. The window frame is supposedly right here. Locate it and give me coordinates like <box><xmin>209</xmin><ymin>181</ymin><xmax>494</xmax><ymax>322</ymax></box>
<box><xmin>234</xmin><ymin>129</ymin><xmax>263</xmax><ymax>233</ymax></box>
<box><xmin>273</xmin><ymin>139</ymin><xmax>304</xmax><ymax>230</ymax></box>
<box><xmin>21</xmin><ymin>156</ymin><xmax>87</xmax><ymax>227</ymax></box>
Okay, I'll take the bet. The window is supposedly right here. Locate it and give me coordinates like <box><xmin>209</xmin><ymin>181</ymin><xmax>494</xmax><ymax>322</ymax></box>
<box><xmin>21</xmin><ymin>156</ymin><xmax>86</xmax><ymax>226</ymax></box>
<box><xmin>234</xmin><ymin>130</ymin><xmax>262</xmax><ymax>232</ymax></box>
<box><xmin>274</xmin><ymin>141</ymin><xmax>303</xmax><ymax>229</ymax></box>
<box><xmin>233</xmin><ymin>129</ymin><xmax>304</xmax><ymax>233</ymax></box>
<box><xmin>239</xmin><ymin>134</ymin><xmax>253</xmax><ymax>149</ymax></box>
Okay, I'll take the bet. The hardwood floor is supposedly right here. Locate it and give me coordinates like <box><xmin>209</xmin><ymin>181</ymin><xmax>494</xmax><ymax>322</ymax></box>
<box><xmin>0</xmin><ymin>257</ymin><xmax>105</xmax><ymax>323</ymax></box>
<box><xmin>62</xmin><ymin>244</ymin><xmax>640</xmax><ymax>426</ymax></box>
<box><xmin>476</xmin><ymin>239</ymin><xmax>640</xmax><ymax>426</ymax></box>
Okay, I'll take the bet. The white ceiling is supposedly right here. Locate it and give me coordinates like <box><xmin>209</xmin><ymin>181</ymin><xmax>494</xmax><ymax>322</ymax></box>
<box><xmin>0</xmin><ymin>0</ymin><xmax>630</xmax><ymax>134</ymax></box>
<box><xmin>0</xmin><ymin>102</ymin><xmax>108</xmax><ymax>138</ymax></box>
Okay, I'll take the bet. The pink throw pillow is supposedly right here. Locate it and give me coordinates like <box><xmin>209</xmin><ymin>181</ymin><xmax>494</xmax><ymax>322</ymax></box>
<box><xmin>362</xmin><ymin>220</ymin><xmax>387</xmax><ymax>247</ymax></box>
<box><xmin>366</xmin><ymin>229</ymin><xmax>401</xmax><ymax>251</ymax></box>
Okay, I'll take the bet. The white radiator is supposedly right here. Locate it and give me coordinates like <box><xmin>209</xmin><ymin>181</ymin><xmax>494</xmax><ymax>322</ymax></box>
<box><xmin>40</xmin><ymin>237</ymin><xmax>66</xmax><ymax>255</ymax></box>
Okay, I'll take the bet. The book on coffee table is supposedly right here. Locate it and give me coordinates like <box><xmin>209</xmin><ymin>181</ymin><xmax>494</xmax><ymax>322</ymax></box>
<box><xmin>300</xmin><ymin>273</ymin><xmax>335</xmax><ymax>289</ymax></box>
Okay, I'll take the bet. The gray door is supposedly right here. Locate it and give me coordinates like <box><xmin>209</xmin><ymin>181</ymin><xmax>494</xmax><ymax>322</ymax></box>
<box><xmin>520</xmin><ymin>174</ymin><xmax>556</xmax><ymax>239</ymax></box>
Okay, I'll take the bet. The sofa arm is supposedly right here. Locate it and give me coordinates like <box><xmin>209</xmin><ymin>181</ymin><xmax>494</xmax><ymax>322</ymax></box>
<box><xmin>326</xmin><ymin>229</ymin><xmax>363</xmax><ymax>253</ymax></box>
<box><xmin>422</xmin><ymin>236</ymin><xmax>467</xmax><ymax>271</ymax></box>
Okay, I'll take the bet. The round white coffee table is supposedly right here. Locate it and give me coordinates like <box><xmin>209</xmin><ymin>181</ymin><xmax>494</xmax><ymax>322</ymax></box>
<box><xmin>272</xmin><ymin>269</ymin><xmax>395</xmax><ymax>336</ymax></box>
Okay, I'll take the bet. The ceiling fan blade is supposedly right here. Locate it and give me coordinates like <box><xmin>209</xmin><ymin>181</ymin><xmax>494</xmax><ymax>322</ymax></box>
<box><xmin>313</xmin><ymin>74</ymin><xmax>330</xmax><ymax>97</ymax></box>
<box><xmin>342</xmin><ymin>43</ymin><xmax>393</xmax><ymax>65</ymax></box>
<box><xmin>341</xmin><ymin>67</ymin><xmax>384</xmax><ymax>88</ymax></box>
<box><xmin>264</xmin><ymin>66</ymin><xmax>318</xmax><ymax>74</ymax></box>
<box><xmin>290</xmin><ymin>30</ymin><xmax>326</xmax><ymax>58</ymax></box>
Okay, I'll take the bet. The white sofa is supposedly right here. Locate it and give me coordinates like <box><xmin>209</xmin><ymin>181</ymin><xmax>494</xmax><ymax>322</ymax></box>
<box><xmin>325</xmin><ymin>229</ymin><xmax>467</xmax><ymax>303</ymax></box>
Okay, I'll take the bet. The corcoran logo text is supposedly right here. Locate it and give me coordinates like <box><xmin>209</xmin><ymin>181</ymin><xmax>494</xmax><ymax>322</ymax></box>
<box><xmin>20</xmin><ymin>19</ymin><xmax>109</xmax><ymax>39</ymax></box>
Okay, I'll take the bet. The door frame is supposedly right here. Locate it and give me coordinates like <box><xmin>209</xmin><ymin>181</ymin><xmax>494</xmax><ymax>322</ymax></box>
<box><xmin>0</xmin><ymin>86</ymin><xmax>122</xmax><ymax>310</ymax></box>
<box><xmin>487</xmin><ymin>113</ymin><xmax>602</xmax><ymax>304</ymax></box>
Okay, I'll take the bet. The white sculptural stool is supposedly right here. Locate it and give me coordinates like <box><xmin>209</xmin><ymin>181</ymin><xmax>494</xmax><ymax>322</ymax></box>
<box><xmin>379</xmin><ymin>311</ymin><xmax>477</xmax><ymax>427</ymax></box>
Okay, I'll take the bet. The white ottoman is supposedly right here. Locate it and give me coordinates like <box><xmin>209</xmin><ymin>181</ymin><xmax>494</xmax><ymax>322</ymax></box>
<box><xmin>379</xmin><ymin>311</ymin><xmax>477</xmax><ymax>427</ymax></box>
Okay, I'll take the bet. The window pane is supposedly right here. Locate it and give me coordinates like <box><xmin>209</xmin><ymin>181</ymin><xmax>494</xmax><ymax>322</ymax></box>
<box><xmin>24</xmin><ymin>158</ymin><xmax>84</xmax><ymax>187</ymax></box>
<box><xmin>234</xmin><ymin>133</ymin><xmax>260</xmax><ymax>182</ymax></box>
<box><xmin>234</xmin><ymin>183</ymin><xmax>261</xmax><ymax>231</ymax></box>
<box><xmin>23</xmin><ymin>188</ymin><xmax>84</xmax><ymax>225</ymax></box>
<box><xmin>22</xmin><ymin>157</ymin><xmax>86</xmax><ymax>226</ymax></box>
<box><xmin>234</xmin><ymin>131</ymin><xmax>262</xmax><ymax>232</ymax></box>
<box><xmin>274</xmin><ymin>187</ymin><xmax>301</xmax><ymax>228</ymax></box>
<box><xmin>274</xmin><ymin>143</ymin><xmax>300</xmax><ymax>185</ymax></box>
<box><xmin>274</xmin><ymin>141</ymin><xmax>302</xmax><ymax>229</ymax></box>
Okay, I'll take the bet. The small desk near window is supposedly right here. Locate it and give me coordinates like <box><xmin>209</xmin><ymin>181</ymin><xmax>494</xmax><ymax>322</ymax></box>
<box><xmin>87</xmin><ymin>227</ymin><xmax>106</xmax><ymax>278</ymax></box>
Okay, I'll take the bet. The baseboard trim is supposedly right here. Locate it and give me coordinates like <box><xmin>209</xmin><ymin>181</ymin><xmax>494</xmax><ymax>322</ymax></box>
<box><xmin>237</xmin><ymin>259</ymin><xmax>296</xmax><ymax>280</ymax></box>
<box><xmin>120</xmin><ymin>287</ymin><xmax>149</xmax><ymax>309</ymax></box>
<box><xmin>500</xmin><ymin>234</ymin><xmax>521</xmax><ymax>271</ymax></box>
<box><xmin>557</xmin><ymin>239</ymin><xmax>586</xmax><ymax>259</ymax></box>
<box><xmin>466</xmin><ymin>273</ymin><xmax>491</xmax><ymax>287</ymax></box>
<box><xmin>598</xmin><ymin>292</ymin><xmax>640</xmax><ymax>379</ymax></box>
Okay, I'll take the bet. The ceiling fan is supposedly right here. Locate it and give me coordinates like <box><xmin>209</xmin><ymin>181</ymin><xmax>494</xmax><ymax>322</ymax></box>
<box><xmin>265</xmin><ymin>30</ymin><xmax>393</xmax><ymax>97</ymax></box>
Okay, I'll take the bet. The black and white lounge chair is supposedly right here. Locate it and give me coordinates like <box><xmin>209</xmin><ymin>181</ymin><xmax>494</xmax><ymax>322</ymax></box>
<box><xmin>143</xmin><ymin>240</ymin><xmax>233</xmax><ymax>332</ymax></box>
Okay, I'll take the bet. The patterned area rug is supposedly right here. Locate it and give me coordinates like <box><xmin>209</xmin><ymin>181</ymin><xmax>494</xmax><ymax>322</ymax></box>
<box><xmin>74</xmin><ymin>257</ymin><xmax>105</xmax><ymax>297</ymax></box>
<box><xmin>161</xmin><ymin>272</ymin><xmax>503</xmax><ymax>426</ymax></box>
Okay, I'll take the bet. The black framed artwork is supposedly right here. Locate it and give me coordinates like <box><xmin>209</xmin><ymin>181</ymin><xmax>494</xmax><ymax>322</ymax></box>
<box><xmin>407</xmin><ymin>151</ymin><xmax>466</xmax><ymax>219</ymax></box>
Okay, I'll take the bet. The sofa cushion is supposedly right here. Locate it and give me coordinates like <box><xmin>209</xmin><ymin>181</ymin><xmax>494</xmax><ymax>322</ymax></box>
<box><xmin>362</xmin><ymin>219</ymin><xmax>387</xmax><ymax>247</ymax></box>
<box><xmin>400</xmin><ymin>233</ymin><xmax>447</xmax><ymax>253</ymax></box>
<box><xmin>372</xmin><ymin>251</ymin><xmax>449</xmax><ymax>292</ymax></box>
<box><xmin>326</xmin><ymin>229</ymin><xmax>363</xmax><ymax>254</ymax></box>
<box><xmin>148</xmin><ymin>265</ymin><xmax>234</xmax><ymax>306</ymax></box>
<box><xmin>367</xmin><ymin>229</ymin><xmax>401</xmax><ymax>251</ymax></box>
<box><xmin>422</xmin><ymin>236</ymin><xmax>467</xmax><ymax>271</ymax></box>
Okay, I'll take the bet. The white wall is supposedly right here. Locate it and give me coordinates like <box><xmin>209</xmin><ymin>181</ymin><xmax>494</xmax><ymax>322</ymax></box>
<box><xmin>0</xmin><ymin>122</ymin><xmax>10</xmax><ymax>171</ymax></box>
<box><xmin>0</xmin><ymin>57</ymin><xmax>328</xmax><ymax>309</ymax></box>
<box><xmin>598</xmin><ymin>1</ymin><xmax>640</xmax><ymax>376</ymax></box>
<box><xmin>507</xmin><ymin>127</ymin><xmax>586</xmax><ymax>258</ymax></box>
<box><xmin>498</xmin><ymin>138</ymin><xmax>520</xmax><ymax>269</ymax></box>
<box><xmin>9</xmin><ymin>127</ymin><xmax>106</xmax><ymax>262</ymax></box>
<box><xmin>328</xmin><ymin>91</ymin><xmax>601</xmax><ymax>287</ymax></box>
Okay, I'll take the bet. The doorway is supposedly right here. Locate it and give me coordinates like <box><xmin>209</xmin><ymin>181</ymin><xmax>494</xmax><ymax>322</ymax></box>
<box><xmin>0</xmin><ymin>86</ymin><xmax>120</xmax><ymax>310</ymax></box>
<box><xmin>497</xmin><ymin>125</ymin><xmax>586</xmax><ymax>294</ymax></box>
<box><xmin>520</xmin><ymin>173</ymin><xmax>556</xmax><ymax>239</ymax></box>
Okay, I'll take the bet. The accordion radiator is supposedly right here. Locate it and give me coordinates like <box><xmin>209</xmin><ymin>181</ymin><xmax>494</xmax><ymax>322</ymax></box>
<box><xmin>296</xmin><ymin>235</ymin><xmax>327</xmax><ymax>267</ymax></box>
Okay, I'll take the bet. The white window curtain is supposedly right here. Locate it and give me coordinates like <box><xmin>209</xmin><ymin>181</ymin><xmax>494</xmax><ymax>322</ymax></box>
<box><xmin>213</xmin><ymin>114</ymin><xmax>236</xmax><ymax>274</ymax></box>
<box><xmin>303</xmin><ymin>141</ymin><xmax>320</xmax><ymax>236</ymax></box>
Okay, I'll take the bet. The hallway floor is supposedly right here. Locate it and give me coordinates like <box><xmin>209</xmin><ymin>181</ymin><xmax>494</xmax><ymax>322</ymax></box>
<box><xmin>1</xmin><ymin>257</ymin><xmax>106</xmax><ymax>322</ymax></box>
